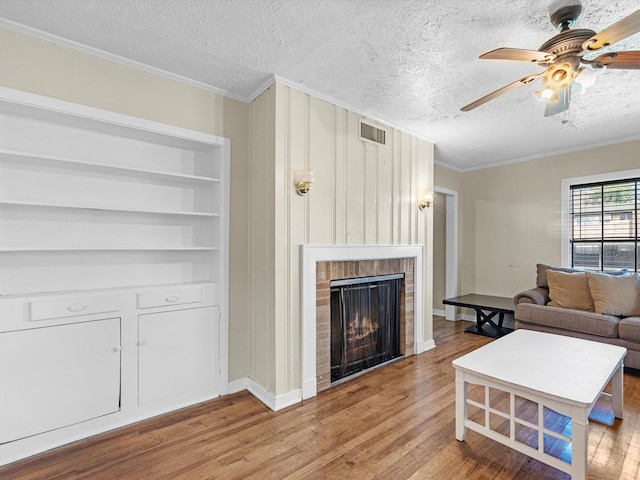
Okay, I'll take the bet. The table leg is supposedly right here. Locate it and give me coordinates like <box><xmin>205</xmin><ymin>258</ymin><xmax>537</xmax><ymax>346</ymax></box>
<box><xmin>612</xmin><ymin>361</ymin><xmax>624</xmax><ymax>419</ymax></box>
<box><xmin>455</xmin><ymin>370</ymin><xmax>467</xmax><ymax>441</ymax></box>
<box><xmin>570</xmin><ymin>410</ymin><xmax>588</xmax><ymax>480</ymax></box>
<box><xmin>473</xmin><ymin>308</ymin><xmax>508</xmax><ymax>336</ymax></box>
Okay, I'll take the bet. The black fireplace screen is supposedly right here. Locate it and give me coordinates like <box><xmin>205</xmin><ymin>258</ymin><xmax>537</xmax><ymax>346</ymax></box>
<box><xmin>330</xmin><ymin>274</ymin><xmax>403</xmax><ymax>382</ymax></box>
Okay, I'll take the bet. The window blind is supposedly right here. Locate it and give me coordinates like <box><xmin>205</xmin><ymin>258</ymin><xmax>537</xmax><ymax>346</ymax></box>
<box><xmin>570</xmin><ymin>178</ymin><xmax>639</xmax><ymax>272</ymax></box>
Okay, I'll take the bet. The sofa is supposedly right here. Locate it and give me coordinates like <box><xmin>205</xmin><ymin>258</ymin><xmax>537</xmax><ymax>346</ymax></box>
<box><xmin>514</xmin><ymin>264</ymin><xmax>640</xmax><ymax>370</ymax></box>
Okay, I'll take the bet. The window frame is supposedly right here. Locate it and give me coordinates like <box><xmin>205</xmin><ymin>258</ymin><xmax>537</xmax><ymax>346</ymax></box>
<box><xmin>561</xmin><ymin>168</ymin><xmax>640</xmax><ymax>270</ymax></box>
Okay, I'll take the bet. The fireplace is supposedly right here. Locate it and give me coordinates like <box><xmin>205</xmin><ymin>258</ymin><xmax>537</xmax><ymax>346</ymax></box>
<box><xmin>330</xmin><ymin>274</ymin><xmax>403</xmax><ymax>382</ymax></box>
<box><xmin>300</xmin><ymin>245</ymin><xmax>426</xmax><ymax>400</ymax></box>
<box><xmin>314</xmin><ymin>256</ymin><xmax>416</xmax><ymax>393</ymax></box>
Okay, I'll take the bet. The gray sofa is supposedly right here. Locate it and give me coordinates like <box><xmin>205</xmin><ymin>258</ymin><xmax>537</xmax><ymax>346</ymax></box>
<box><xmin>514</xmin><ymin>264</ymin><xmax>640</xmax><ymax>370</ymax></box>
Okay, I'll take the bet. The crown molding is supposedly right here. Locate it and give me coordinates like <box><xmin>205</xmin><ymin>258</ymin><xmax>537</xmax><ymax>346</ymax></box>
<box><xmin>0</xmin><ymin>17</ymin><xmax>248</xmax><ymax>102</ymax></box>
<box><xmin>453</xmin><ymin>133</ymin><xmax>640</xmax><ymax>172</ymax></box>
<box><xmin>1</xmin><ymin>17</ymin><xmax>437</xmax><ymax>145</ymax></box>
<box><xmin>271</xmin><ymin>75</ymin><xmax>437</xmax><ymax>144</ymax></box>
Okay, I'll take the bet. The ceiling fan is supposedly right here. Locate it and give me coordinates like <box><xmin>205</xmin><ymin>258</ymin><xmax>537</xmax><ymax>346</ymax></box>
<box><xmin>461</xmin><ymin>1</ymin><xmax>640</xmax><ymax>117</ymax></box>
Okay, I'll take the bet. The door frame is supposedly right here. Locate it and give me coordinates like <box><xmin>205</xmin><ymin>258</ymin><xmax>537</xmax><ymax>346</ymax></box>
<box><xmin>434</xmin><ymin>186</ymin><xmax>458</xmax><ymax>320</ymax></box>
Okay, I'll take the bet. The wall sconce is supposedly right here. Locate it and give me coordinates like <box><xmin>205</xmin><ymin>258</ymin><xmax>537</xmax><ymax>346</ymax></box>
<box><xmin>419</xmin><ymin>192</ymin><xmax>434</xmax><ymax>210</ymax></box>
<box><xmin>294</xmin><ymin>170</ymin><xmax>315</xmax><ymax>196</ymax></box>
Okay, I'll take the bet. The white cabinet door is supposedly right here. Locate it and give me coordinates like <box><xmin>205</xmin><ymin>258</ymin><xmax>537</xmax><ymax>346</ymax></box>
<box><xmin>138</xmin><ymin>306</ymin><xmax>218</xmax><ymax>405</ymax></box>
<box><xmin>0</xmin><ymin>318</ymin><xmax>121</xmax><ymax>443</ymax></box>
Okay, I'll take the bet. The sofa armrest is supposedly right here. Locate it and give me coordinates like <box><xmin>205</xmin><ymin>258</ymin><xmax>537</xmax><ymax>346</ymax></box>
<box><xmin>514</xmin><ymin>287</ymin><xmax>549</xmax><ymax>305</ymax></box>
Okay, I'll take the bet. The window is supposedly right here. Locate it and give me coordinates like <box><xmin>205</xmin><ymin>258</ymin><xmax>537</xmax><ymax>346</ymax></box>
<box><xmin>570</xmin><ymin>179</ymin><xmax>639</xmax><ymax>272</ymax></box>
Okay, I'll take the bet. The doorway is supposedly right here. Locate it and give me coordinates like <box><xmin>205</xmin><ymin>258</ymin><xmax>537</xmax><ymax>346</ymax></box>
<box><xmin>433</xmin><ymin>186</ymin><xmax>458</xmax><ymax>320</ymax></box>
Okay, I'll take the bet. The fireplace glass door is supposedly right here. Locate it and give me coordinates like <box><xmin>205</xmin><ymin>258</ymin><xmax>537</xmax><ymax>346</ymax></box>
<box><xmin>330</xmin><ymin>274</ymin><xmax>403</xmax><ymax>382</ymax></box>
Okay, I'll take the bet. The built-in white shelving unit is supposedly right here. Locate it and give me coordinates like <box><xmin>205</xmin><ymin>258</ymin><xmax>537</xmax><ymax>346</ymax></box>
<box><xmin>0</xmin><ymin>87</ymin><xmax>229</xmax><ymax>466</ymax></box>
<box><xmin>0</xmin><ymin>92</ymin><xmax>228</xmax><ymax>295</ymax></box>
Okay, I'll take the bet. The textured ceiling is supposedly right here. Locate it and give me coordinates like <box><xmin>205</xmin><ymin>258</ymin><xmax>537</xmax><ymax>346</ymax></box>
<box><xmin>0</xmin><ymin>0</ymin><xmax>639</xmax><ymax>170</ymax></box>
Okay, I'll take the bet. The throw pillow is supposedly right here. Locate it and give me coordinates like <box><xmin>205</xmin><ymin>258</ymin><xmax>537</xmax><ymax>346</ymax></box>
<box><xmin>586</xmin><ymin>272</ymin><xmax>640</xmax><ymax>316</ymax></box>
<box><xmin>536</xmin><ymin>263</ymin><xmax>628</xmax><ymax>289</ymax></box>
<box><xmin>546</xmin><ymin>270</ymin><xmax>594</xmax><ymax>311</ymax></box>
<box><xmin>536</xmin><ymin>264</ymin><xmax>579</xmax><ymax>289</ymax></box>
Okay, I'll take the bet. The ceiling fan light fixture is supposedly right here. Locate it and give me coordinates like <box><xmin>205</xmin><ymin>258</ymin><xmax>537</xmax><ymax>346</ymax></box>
<box><xmin>574</xmin><ymin>67</ymin><xmax>599</xmax><ymax>94</ymax></box>
<box><xmin>536</xmin><ymin>88</ymin><xmax>559</xmax><ymax>103</ymax></box>
<box><xmin>542</xmin><ymin>62</ymin><xmax>575</xmax><ymax>91</ymax></box>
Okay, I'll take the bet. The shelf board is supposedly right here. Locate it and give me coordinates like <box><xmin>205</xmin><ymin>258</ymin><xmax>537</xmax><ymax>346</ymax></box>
<box><xmin>0</xmin><ymin>247</ymin><xmax>218</xmax><ymax>252</ymax></box>
<box><xmin>0</xmin><ymin>149</ymin><xmax>220</xmax><ymax>184</ymax></box>
<box><xmin>0</xmin><ymin>199</ymin><xmax>218</xmax><ymax>217</ymax></box>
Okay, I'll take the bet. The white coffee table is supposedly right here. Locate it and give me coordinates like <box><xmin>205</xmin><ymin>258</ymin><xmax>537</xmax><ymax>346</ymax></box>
<box><xmin>452</xmin><ymin>329</ymin><xmax>626</xmax><ymax>480</ymax></box>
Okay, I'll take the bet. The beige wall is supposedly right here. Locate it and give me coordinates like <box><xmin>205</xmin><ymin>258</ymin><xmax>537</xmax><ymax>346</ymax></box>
<box><xmin>0</xmin><ymin>25</ymin><xmax>252</xmax><ymax>382</ymax></box>
<box><xmin>248</xmin><ymin>83</ymin><xmax>434</xmax><ymax>396</ymax></box>
<box><xmin>436</xmin><ymin>141</ymin><xmax>640</xmax><ymax>301</ymax></box>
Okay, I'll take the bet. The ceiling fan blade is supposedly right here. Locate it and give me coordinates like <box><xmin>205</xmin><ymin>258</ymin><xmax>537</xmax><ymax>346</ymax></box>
<box><xmin>460</xmin><ymin>73</ymin><xmax>542</xmax><ymax>112</ymax></box>
<box><xmin>480</xmin><ymin>47</ymin><xmax>555</xmax><ymax>63</ymax></box>
<box><xmin>544</xmin><ymin>86</ymin><xmax>571</xmax><ymax>117</ymax></box>
<box><xmin>583</xmin><ymin>10</ymin><xmax>640</xmax><ymax>51</ymax></box>
<box><xmin>591</xmin><ymin>51</ymin><xmax>640</xmax><ymax>69</ymax></box>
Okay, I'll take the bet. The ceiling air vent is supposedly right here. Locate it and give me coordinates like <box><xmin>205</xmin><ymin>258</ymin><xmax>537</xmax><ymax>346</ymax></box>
<box><xmin>359</xmin><ymin>120</ymin><xmax>386</xmax><ymax>146</ymax></box>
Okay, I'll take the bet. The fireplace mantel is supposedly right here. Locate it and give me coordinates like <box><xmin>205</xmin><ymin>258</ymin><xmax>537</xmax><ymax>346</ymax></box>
<box><xmin>301</xmin><ymin>245</ymin><xmax>427</xmax><ymax>400</ymax></box>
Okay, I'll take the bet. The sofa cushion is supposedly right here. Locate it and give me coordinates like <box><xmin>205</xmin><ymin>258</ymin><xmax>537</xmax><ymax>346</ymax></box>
<box><xmin>536</xmin><ymin>263</ymin><xmax>628</xmax><ymax>289</ymax></box>
<box><xmin>619</xmin><ymin>317</ymin><xmax>640</xmax><ymax>343</ymax></box>
<box><xmin>515</xmin><ymin>303</ymin><xmax>619</xmax><ymax>338</ymax></box>
<box><xmin>586</xmin><ymin>272</ymin><xmax>640</xmax><ymax>316</ymax></box>
<box><xmin>546</xmin><ymin>270</ymin><xmax>594</xmax><ymax>312</ymax></box>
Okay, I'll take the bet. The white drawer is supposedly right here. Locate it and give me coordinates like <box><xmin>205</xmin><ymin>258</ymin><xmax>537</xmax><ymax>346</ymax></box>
<box><xmin>137</xmin><ymin>287</ymin><xmax>202</xmax><ymax>309</ymax></box>
<box><xmin>30</xmin><ymin>294</ymin><xmax>121</xmax><ymax>321</ymax></box>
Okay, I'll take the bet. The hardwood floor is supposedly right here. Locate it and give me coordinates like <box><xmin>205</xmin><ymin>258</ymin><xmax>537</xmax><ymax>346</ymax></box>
<box><xmin>3</xmin><ymin>317</ymin><xmax>640</xmax><ymax>480</ymax></box>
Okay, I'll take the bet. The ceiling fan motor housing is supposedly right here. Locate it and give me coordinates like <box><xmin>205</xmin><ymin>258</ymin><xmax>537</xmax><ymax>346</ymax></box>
<box><xmin>538</xmin><ymin>29</ymin><xmax>596</xmax><ymax>65</ymax></box>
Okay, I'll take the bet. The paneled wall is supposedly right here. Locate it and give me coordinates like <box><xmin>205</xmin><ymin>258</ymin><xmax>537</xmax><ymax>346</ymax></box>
<box><xmin>249</xmin><ymin>83</ymin><xmax>434</xmax><ymax>397</ymax></box>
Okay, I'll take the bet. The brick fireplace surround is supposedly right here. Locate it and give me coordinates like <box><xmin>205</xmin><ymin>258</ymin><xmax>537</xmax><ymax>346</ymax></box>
<box><xmin>315</xmin><ymin>258</ymin><xmax>414</xmax><ymax>392</ymax></box>
<box><xmin>300</xmin><ymin>245</ymin><xmax>426</xmax><ymax>400</ymax></box>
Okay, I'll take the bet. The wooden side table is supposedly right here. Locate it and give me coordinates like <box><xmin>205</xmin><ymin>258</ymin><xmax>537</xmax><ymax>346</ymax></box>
<box><xmin>443</xmin><ymin>294</ymin><xmax>515</xmax><ymax>338</ymax></box>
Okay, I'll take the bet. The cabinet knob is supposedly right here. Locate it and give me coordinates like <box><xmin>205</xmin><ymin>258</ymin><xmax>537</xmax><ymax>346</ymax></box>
<box><xmin>113</xmin><ymin>346</ymin><xmax>123</xmax><ymax>352</ymax></box>
<box><xmin>137</xmin><ymin>340</ymin><xmax>146</xmax><ymax>347</ymax></box>
<box><xmin>67</xmin><ymin>304</ymin><xmax>88</xmax><ymax>312</ymax></box>
<box><xmin>165</xmin><ymin>296</ymin><xmax>179</xmax><ymax>303</ymax></box>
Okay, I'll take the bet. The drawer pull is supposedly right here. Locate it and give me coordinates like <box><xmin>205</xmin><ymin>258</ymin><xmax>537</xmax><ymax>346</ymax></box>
<box><xmin>137</xmin><ymin>288</ymin><xmax>201</xmax><ymax>309</ymax></box>
<box><xmin>67</xmin><ymin>304</ymin><xmax>88</xmax><ymax>312</ymax></box>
